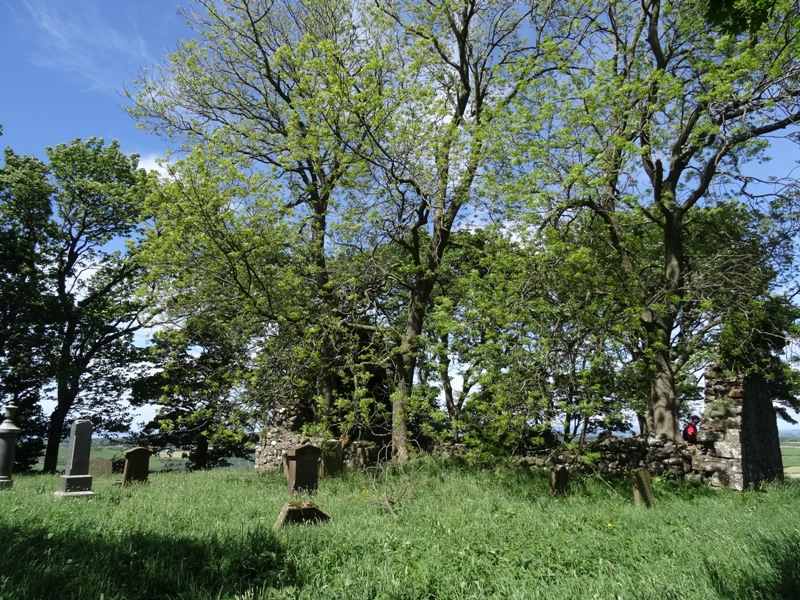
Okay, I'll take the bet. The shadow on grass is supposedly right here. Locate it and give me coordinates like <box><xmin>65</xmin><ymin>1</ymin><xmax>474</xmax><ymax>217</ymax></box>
<box><xmin>705</xmin><ymin>530</ymin><xmax>800</xmax><ymax>600</ymax></box>
<box><xmin>0</xmin><ymin>522</ymin><xmax>297</xmax><ymax>599</ymax></box>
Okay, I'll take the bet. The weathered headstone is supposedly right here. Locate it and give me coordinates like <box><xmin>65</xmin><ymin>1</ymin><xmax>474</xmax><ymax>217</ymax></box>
<box><xmin>54</xmin><ymin>420</ymin><xmax>95</xmax><ymax>499</ymax></box>
<box><xmin>286</xmin><ymin>443</ymin><xmax>322</xmax><ymax>496</ymax></box>
<box><xmin>548</xmin><ymin>465</ymin><xmax>569</xmax><ymax>496</ymax></box>
<box><xmin>88</xmin><ymin>457</ymin><xmax>113</xmax><ymax>478</ymax></box>
<box><xmin>632</xmin><ymin>468</ymin><xmax>654</xmax><ymax>507</ymax></box>
<box><xmin>273</xmin><ymin>501</ymin><xmax>330</xmax><ymax>531</ymax></box>
<box><xmin>122</xmin><ymin>447</ymin><xmax>152</xmax><ymax>486</ymax></box>
<box><xmin>0</xmin><ymin>402</ymin><xmax>22</xmax><ymax>491</ymax></box>
<box><xmin>320</xmin><ymin>439</ymin><xmax>344</xmax><ymax>477</ymax></box>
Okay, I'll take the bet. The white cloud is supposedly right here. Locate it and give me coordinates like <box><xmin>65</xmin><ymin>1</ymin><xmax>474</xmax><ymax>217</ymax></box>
<box><xmin>137</xmin><ymin>152</ymin><xmax>171</xmax><ymax>177</ymax></box>
<box><xmin>22</xmin><ymin>1</ymin><xmax>156</xmax><ymax>96</ymax></box>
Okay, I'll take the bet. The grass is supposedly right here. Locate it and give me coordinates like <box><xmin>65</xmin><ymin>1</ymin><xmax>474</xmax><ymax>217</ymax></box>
<box><xmin>1</xmin><ymin>459</ymin><xmax>799</xmax><ymax>599</ymax></box>
<box><xmin>781</xmin><ymin>443</ymin><xmax>800</xmax><ymax>469</ymax></box>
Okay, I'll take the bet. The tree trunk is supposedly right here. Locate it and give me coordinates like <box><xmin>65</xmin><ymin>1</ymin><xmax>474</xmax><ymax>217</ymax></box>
<box><xmin>194</xmin><ymin>432</ymin><xmax>209</xmax><ymax>470</ymax></box>
<box><xmin>42</xmin><ymin>379</ymin><xmax>77</xmax><ymax>473</ymax></box>
<box><xmin>392</xmin><ymin>285</ymin><xmax>430</xmax><ymax>461</ymax></box>
<box><xmin>646</xmin><ymin>345</ymin><xmax>682</xmax><ymax>442</ymax></box>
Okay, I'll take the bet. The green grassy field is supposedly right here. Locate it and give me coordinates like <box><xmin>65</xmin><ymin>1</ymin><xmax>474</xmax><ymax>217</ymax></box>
<box><xmin>1</xmin><ymin>459</ymin><xmax>798</xmax><ymax>599</ymax></box>
<box><xmin>781</xmin><ymin>440</ymin><xmax>800</xmax><ymax>469</ymax></box>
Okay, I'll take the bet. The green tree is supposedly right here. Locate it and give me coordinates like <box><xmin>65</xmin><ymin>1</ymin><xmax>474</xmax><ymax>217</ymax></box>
<box><xmin>128</xmin><ymin>0</ymin><xmax>391</xmax><ymax>431</ymax></box>
<box><xmin>2</xmin><ymin>138</ymin><xmax>155</xmax><ymax>472</ymax></box>
<box><xmin>357</xmin><ymin>0</ymin><xmax>579</xmax><ymax>458</ymax></box>
<box><xmin>704</xmin><ymin>0</ymin><xmax>778</xmax><ymax>34</ymax></box>
<box><xmin>0</xmin><ymin>149</ymin><xmax>54</xmax><ymax>470</ymax></box>
<box><xmin>528</xmin><ymin>0</ymin><xmax>800</xmax><ymax>440</ymax></box>
<box><xmin>131</xmin><ymin>314</ymin><xmax>255</xmax><ymax>470</ymax></box>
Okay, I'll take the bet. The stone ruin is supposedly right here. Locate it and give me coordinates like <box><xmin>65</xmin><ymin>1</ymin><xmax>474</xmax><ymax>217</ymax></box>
<box><xmin>255</xmin><ymin>365</ymin><xmax>784</xmax><ymax>491</ymax></box>
<box><xmin>691</xmin><ymin>365</ymin><xmax>783</xmax><ymax>490</ymax></box>
<box><xmin>517</xmin><ymin>365</ymin><xmax>785</xmax><ymax>491</ymax></box>
<box><xmin>255</xmin><ymin>427</ymin><xmax>381</xmax><ymax>472</ymax></box>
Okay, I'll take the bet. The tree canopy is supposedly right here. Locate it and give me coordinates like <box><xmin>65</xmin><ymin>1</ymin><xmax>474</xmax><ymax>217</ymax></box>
<box><xmin>0</xmin><ymin>137</ymin><xmax>155</xmax><ymax>471</ymax></box>
<box><xmin>9</xmin><ymin>0</ymin><xmax>797</xmax><ymax>467</ymax></box>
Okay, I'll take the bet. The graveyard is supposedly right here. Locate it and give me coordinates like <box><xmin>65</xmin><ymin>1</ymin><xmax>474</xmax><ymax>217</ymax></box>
<box><xmin>0</xmin><ymin>450</ymin><xmax>799</xmax><ymax>599</ymax></box>
<box><xmin>4</xmin><ymin>1</ymin><xmax>800</xmax><ymax>598</ymax></box>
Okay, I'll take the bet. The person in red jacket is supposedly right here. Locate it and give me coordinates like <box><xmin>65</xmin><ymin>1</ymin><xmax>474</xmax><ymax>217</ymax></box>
<box><xmin>682</xmin><ymin>415</ymin><xmax>701</xmax><ymax>445</ymax></box>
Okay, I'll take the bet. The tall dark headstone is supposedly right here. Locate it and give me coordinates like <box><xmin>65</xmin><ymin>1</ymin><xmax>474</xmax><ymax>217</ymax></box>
<box><xmin>286</xmin><ymin>444</ymin><xmax>322</xmax><ymax>496</ymax></box>
<box><xmin>0</xmin><ymin>402</ymin><xmax>22</xmax><ymax>491</ymax></box>
<box><xmin>54</xmin><ymin>420</ymin><xmax>95</xmax><ymax>499</ymax></box>
<box><xmin>632</xmin><ymin>468</ymin><xmax>654</xmax><ymax>507</ymax></box>
<box><xmin>122</xmin><ymin>447</ymin><xmax>152</xmax><ymax>486</ymax></box>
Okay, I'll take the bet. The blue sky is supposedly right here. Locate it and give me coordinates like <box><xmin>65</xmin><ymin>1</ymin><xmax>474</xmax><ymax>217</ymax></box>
<box><xmin>0</xmin><ymin>0</ymin><xmax>192</xmax><ymax>167</ymax></box>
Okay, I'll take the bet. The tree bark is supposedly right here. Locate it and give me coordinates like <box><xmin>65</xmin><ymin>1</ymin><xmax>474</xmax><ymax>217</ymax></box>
<box><xmin>392</xmin><ymin>288</ymin><xmax>428</xmax><ymax>461</ymax></box>
<box><xmin>42</xmin><ymin>378</ymin><xmax>77</xmax><ymax>474</ymax></box>
<box><xmin>645</xmin><ymin>333</ymin><xmax>682</xmax><ymax>442</ymax></box>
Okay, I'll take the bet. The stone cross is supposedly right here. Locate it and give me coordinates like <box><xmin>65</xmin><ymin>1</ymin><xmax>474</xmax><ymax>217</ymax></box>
<box><xmin>54</xmin><ymin>420</ymin><xmax>95</xmax><ymax>499</ymax></box>
<box><xmin>122</xmin><ymin>447</ymin><xmax>152</xmax><ymax>486</ymax></box>
<box><xmin>0</xmin><ymin>402</ymin><xmax>22</xmax><ymax>491</ymax></box>
<box><xmin>286</xmin><ymin>443</ymin><xmax>322</xmax><ymax>496</ymax></box>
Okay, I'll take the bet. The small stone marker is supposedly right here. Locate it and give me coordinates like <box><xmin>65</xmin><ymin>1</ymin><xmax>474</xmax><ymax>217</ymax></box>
<box><xmin>88</xmin><ymin>457</ymin><xmax>113</xmax><ymax>478</ymax></box>
<box><xmin>54</xmin><ymin>420</ymin><xmax>95</xmax><ymax>499</ymax></box>
<box><xmin>273</xmin><ymin>501</ymin><xmax>330</xmax><ymax>531</ymax></box>
<box><xmin>548</xmin><ymin>465</ymin><xmax>569</xmax><ymax>496</ymax></box>
<box><xmin>122</xmin><ymin>447</ymin><xmax>152</xmax><ymax>486</ymax></box>
<box><xmin>0</xmin><ymin>402</ymin><xmax>22</xmax><ymax>491</ymax></box>
<box><xmin>632</xmin><ymin>468</ymin><xmax>654</xmax><ymax>507</ymax></box>
<box><xmin>320</xmin><ymin>439</ymin><xmax>344</xmax><ymax>477</ymax></box>
<box><xmin>286</xmin><ymin>443</ymin><xmax>322</xmax><ymax>496</ymax></box>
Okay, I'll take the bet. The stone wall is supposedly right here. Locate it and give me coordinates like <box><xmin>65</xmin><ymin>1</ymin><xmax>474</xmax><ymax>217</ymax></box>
<box><xmin>692</xmin><ymin>365</ymin><xmax>783</xmax><ymax>490</ymax></box>
<box><xmin>516</xmin><ymin>433</ymin><xmax>692</xmax><ymax>478</ymax></box>
<box><xmin>255</xmin><ymin>428</ymin><xmax>385</xmax><ymax>471</ymax></box>
<box><xmin>255</xmin><ymin>366</ymin><xmax>783</xmax><ymax>491</ymax></box>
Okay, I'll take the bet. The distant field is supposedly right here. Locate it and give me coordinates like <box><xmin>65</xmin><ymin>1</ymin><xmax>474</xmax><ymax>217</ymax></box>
<box><xmin>782</xmin><ymin>442</ymin><xmax>800</xmax><ymax>469</ymax></box>
<box><xmin>42</xmin><ymin>443</ymin><xmax>254</xmax><ymax>472</ymax></box>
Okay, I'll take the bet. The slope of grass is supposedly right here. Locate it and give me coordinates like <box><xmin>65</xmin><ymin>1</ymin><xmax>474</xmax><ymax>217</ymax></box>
<box><xmin>0</xmin><ymin>460</ymin><xmax>798</xmax><ymax>599</ymax></box>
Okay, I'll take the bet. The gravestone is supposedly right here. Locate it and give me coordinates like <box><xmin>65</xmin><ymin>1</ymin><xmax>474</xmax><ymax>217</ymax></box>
<box><xmin>122</xmin><ymin>447</ymin><xmax>152</xmax><ymax>486</ymax></box>
<box><xmin>286</xmin><ymin>443</ymin><xmax>322</xmax><ymax>496</ymax></box>
<box><xmin>0</xmin><ymin>402</ymin><xmax>22</xmax><ymax>491</ymax></box>
<box><xmin>272</xmin><ymin>501</ymin><xmax>330</xmax><ymax>531</ymax></box>
<box><xmin>632</xmin><ymin>468</ymin><xmax>654</xmax><ymax>507</ymax></box>
<box><xmin>54</xmin><ymin>420</ymin><xmax>95</xmax><ymax>499</ymax></box>
<box><xmin>548</xmin><ymin>465</ymin><xmax>569</xmax><ymax>496</ymax></box>
<box><xmin>88</xmin><ymin>457</ymin><xmax>113</xmax><ymax>478</ymax></box>
<box><xmin>320</xmin><ymin>439</ymin><xmax>344</xmax><ymax>477</ymax></box>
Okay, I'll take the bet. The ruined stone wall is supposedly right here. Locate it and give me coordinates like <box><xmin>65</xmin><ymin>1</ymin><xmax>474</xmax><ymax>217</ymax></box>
<box><xmin>516</xmin><ymin>434</ymin><xmax>693</xmax><ymax>478</ymax></box>
<box><xmin>255</xmin><ymin>367</ymin><xmax>783</xmax><ymax>491</ymax></box>
<box><xmin>516</xmin><ymin>366</ymin><xmax>784</xmax><ymax>490</ymax></box>
<box><xmin>255</xmin><ymin>428</ymin><xmax>384</xmax><ymax>471</ymax></box>
<box><xmin>693</xmin><ymin>366</ymin><xmax>783</xmax><ymax>490</ymax></box>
